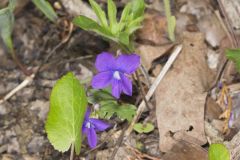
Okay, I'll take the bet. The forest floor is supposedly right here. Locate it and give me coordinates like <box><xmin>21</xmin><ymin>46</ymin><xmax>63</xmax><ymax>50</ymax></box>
<box><xmin>1</xmin><ymin>0</ymin><xmax>240</xmax><ymax>160</ymax></box>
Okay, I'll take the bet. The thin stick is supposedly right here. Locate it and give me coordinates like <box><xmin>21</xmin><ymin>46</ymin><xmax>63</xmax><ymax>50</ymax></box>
<box><xmin>126</xmin><ymin>144</ymin><xmax>162</xmax><ymax>160</ymax></box>
<box><xmin>135</xmin><ymin>70</ymin><xmax>150</xmax><ymax>110</ymax></box>
<box><xmin>140</xmin><ymin>64</ymin><xmax>151</xmax><ymax>87</ymax></box>
<box><xmin>70</xmin><ymin>143</ymin><xmax>74</xmax><ymax>160</ymax></box>
<box><xmin>125</xmin><ymin>45</ymin><xmax>183</xmax><ymax>137</ymax></box>
<box><xmin>215</xmin><ymin>10</ymin><xmax>234</xmax><ymax>48</ymax></box>
<box><xmin>217</xmin><ymin>0</ymin><xmax>238</xmax><ymax>47</ymax></box>
<box><xmin>0</xmin><ymin>74</ymin><xmax>35</xmax><ymax>104</ymax></box>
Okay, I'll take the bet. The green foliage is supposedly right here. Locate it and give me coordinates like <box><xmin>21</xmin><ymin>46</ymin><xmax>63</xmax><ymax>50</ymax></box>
<box><xmin>133</xmin><ymin>123</ymin><xmax>154</xmax><ymax>133</ymax></box>
<box><xmin>73</xmin><ymin>0</ymin><xmax>145</xmax><ymax>49</ymax></box>
<box><xmin>226</xmin><ymin>49</ymin><xmax>240</xmax><ymax>72</ymax></box>
<box><xmin>0</xmin><ymin>0</ymin><xmax>16</xmax><ymax>52</ymax></box>
<box><xmin>208</xmin><ymin>144</ymin><xmax>230</xmax><ymax>160</ymax></box>
<box><xmin>32</xmin><ymin>0</ymin><xmax>58</xmax><ymax>22</ymax></box>
<box><xmin>88</xmin><ymin>88</ymin><xmax>115</xmax><ymax>104</ymax></box>
<box><xmin>89</xmin><ymin>0</ymin><xmax>108</xmax><ymax>28</ymax></box>
<box><xmin>88</xmin><ymin>89</ymin><xmax>136</xmax><ymax>121</ymax></box>
<box><xmin>99</xmin><ymin>100</ymin><xmax>136</xmax><ymax>121</ymax></box>
<box><xmin>45</xmin><ymin>72</ymin><xmax>87</xmax><ymax>155</ymax></box>
<box><xmin>163</xmin><ymin>0</ymin><xmax>176</xmax><ymax>42</ymax></box>
<box><xmin>107</xmin><ymin>0</ymin><xmax>117</xmax><ymax>33</ymax></box>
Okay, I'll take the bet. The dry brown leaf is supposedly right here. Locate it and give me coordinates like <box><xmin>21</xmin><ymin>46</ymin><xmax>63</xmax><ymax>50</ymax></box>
<box><xmin>162</xmin><ymin>140</ymin><xmax>208</xmax><ymax>160</ymax></box>
<box><xmin>220</xmin><ymin>0</ymin><xmax>240</xmax><ymax>33</ymax></box>
<box><xmin>205</xmin><ymin>97</ymin><xmax>222</xmax><ymax>120</ymax></box>
<box><xmin>136</xmin><ymin>10</ymin><xmax>169</xmax><ymax>45</ymax></box>
<box><xmin>197</xmin><ymin>14</ymin><xmax>226</xmax><ymax>48</ymax></box>
<box><xmin>179</xmin><ymin>0</ymin><xmax>211</xmax><ymax>19</ymax></box>
<box><xmin>137</xmin><ymin>44</ymin><xmax>173</xmax><ymax>71</ymax></box>
<box><xmin>156</xmin><ymin>32</ymin><xmax>215</xmax><ymax>152</ymax></box>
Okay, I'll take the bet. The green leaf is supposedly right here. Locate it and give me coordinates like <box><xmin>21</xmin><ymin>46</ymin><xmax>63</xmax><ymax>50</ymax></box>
<box><xmin>125</xmin><ymin>16</ymin><xmax>144</xmax><ymax>35</ymax></box>
<box><xmin>133</xmin><ymin>123</ymin><xmax>154</xmax><ymax>133</ymax></box>
<box><xmin>164</xmin><ymin>0</ymin><xmax>175</xmax><ymax>41</ymax></box>
<box><xmin>8</xmin><ymin>0</ymin><xmax>17</xmax><ymax>12</ymax></box>
<box><xmin>89</xmin><ymin>0</ymin><xmax>108</xmax><ymax>28</ymax></box>
<box><xmin>107</xmin><ymin>0</ymin><xmax>117</xmax><ymax>33</ymax></box>
<box><xmin>168</xmin><ymin>16</ymin><xmax>176</xmax><ymax>41</ymax></box>
<box><xmin>73</xmin><ymin>16</ymin><xmax>115</xmax><ymax>41</ymax></box>
<box><xmin>119</xmin><ymin>32</ymin><xmax>130</xmax><ymax>46</ymax></box>
<box><xmin>73</xmin><ymin>0</ymin><xmax>145</xmax><ymax>50</ymax></box>
<box><xmin>0</xmin><ymin>1</ymin><xmax>15</xmax><ymax>52</ymax></box>
<box><xmin>45</xmin><ymin>72</ymin><xmax>87</xmax><ymax>155</ymax></box>
<box><xmin>209</xmin><ymin>144</ymin><xmax>230</xmax><ymax>160</ymax></box>
<box><xmin>120</xmin><ymin>3</ymin><xmax>132</xmax><ymax>24</ymax></box>
<box><xmin>226</xmin><ymin>49</ymin><xmax>240</xmax><ymax>72</ymax></box>
<box><xmin>99</xmin><ymin>100</ymin><xmax>136</xmax><ymax>121</ymax></box>
<box><xmin>88</xmin><ymin>89</ymin><xmax>115</xmax><ymax>105</ymax></box>
<box><xmin>32</xmin><ymin>0</ymin><xmax>58</xmax><ymax>22</ymax></box>
<box><xmin>131</xmin><ymin>0</ymin><xmax>145</xmax><ymax>19</ymax></box>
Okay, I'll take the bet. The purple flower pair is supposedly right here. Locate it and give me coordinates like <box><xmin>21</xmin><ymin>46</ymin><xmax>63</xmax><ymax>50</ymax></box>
<box><xmin>91</xmin><ymin>52</ymin><xmax>140</xmax><ymax>99</ymax></box>
<box><xmin>82</xmin><ymin>108</ymin><xmax>110</xmax><ymax>149</ymax></box>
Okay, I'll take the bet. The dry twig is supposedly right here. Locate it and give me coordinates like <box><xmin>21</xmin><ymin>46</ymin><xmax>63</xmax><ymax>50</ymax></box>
<box><xmin>126</xmin><ymin>144</ymin><xmax>161</xmax><ymax>160</ymax></box>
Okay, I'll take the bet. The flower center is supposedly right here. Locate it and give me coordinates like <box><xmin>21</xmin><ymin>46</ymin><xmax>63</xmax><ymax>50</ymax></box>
<box><xmin>86</xmin><ymin>122</ymin><xmax>91</xmax><ymax>128</ymax></box>
<box><xmin>113</xmin><ymin>71</ymin><xmax>121</xmax><ymax>80</ymax></box>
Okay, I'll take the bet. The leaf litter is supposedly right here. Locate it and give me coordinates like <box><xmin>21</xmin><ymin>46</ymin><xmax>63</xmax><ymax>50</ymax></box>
<box><xmin>1</xmin><ymin>0</ymin><xmax>240</xmax><ymax>159</ymax></box>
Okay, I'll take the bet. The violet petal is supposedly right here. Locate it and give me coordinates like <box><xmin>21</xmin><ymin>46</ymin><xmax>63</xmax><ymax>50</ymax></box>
<box><xmin>84</xmin><ymin>108</ymin><xmax>91</xmax><ymax>120</ymax></box>
<box><xmin>92</xmin><ymin>71</ymin><xmax>113</xmax><ymax>89</ymax></box>
<box><xmin>229</xmin><ymin>112</ymin><xmax>234</xmax><ymax>128</ymax></box>
<box><xmin>111</xmin><ymin>79</ymin><xmax>122</xmax><ymax>98</ymax></box>
<box><xmin>89</xmin><ymin>118</ymin><xmax>110</xmax><ymax>131</ymax></box>
<box><xmin>121</xmin><ymin>74</ymin><xmax>132</xmax><ymax>96</ymax></box>
<box><xmin>82</xmin><ymin>124</ymin><xmax>88</xmax><ymax>135</ymax></box>
<box><xmin>87</xmin><ymin>127</ymin><xmax>97</xmax><ymax>149</ymax></box>
<box><xmin>116</xmin><ymin>54</ymin><xmax>140</xmax><ymax>74</ymax></box>
<box><xmin>95</xmin><ymin>52</ymin><xmax>115</xmax><ymax>72</ymax></box>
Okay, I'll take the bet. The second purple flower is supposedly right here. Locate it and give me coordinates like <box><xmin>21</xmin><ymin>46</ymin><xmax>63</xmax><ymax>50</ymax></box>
<box><xmin>91</xmin><ymin>52</ymin><xmax>140</xmax><ymax>99</ymax></box>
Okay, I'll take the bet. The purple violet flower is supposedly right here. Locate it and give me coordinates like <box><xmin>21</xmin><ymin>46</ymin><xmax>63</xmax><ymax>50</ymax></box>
<box><xmin>82</xmin><ymin>108</ymin><xmax>110</xmax><ymax>149</ymax></box>
<box><xmin>91</xmin><ymin>52</ymin><xmax>140</xmax><ymax>98</ymax></box>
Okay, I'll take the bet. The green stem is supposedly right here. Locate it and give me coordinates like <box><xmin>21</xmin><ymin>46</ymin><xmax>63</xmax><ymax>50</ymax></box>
<box><xmin>163</xmin><ymin>0</ymin><xmax>175</xmax><ymax>41</ymax></box>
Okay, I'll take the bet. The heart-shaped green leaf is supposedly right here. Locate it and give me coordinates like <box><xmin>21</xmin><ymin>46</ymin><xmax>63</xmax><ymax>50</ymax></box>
<box><xmin>208</xmin><ymin>144</ymin><xmax>230</xmax><ymax>160</ymax></box>
<box><xmin>45</xmin><ymin>72</ymin><xmax>87</xmax><ymax>155</ymax></box>
<box><xmin>133</xmin><ymin>123</ymin><xmax>154</xmax><ymax>133</ymax></box>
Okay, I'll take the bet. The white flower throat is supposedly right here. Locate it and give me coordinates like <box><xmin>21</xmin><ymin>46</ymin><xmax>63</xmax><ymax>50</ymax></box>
<box><xmin>113</xmin><ymin>71</ymin><xmax>121</xmax><ymax>80</ymax></box>
<box><xmin>86</xmin><ymin>122</ymin><xmax>91</xmax><ymax>128</ymax></box>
